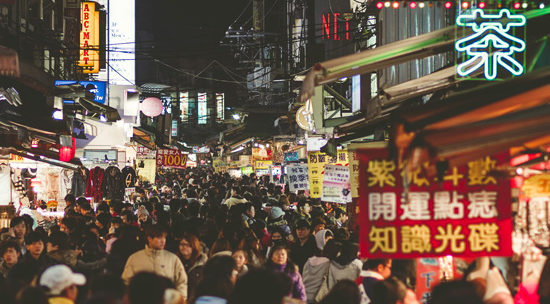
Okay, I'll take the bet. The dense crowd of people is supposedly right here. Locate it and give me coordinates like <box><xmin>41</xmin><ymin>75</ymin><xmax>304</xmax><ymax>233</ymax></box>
<box><xmin>0</xmin><ymin>167</ymin><xmax>534</xmax><ymax>304</ymax></box>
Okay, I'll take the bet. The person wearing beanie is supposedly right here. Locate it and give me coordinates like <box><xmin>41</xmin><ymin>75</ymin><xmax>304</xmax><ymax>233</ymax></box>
<box><xmin>267</xmin><ymin>207</ymin><xmax>291</xmax><ymax>236</ymax></box>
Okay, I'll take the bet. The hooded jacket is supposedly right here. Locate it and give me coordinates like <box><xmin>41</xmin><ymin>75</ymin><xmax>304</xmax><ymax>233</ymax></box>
<box><xmin>268</xmin><ymin>262</ymin><xmax>307</xmax><ymax>302</ymax></box>
<box><xmin>122</xmin><ymin>246</ymin><xmax>188</xmax><ymax>299</ymax></box>
<box><xmin>302</xmin><ymin>256</ymin><xmax>330</xmax><ymax>303</ymax></box>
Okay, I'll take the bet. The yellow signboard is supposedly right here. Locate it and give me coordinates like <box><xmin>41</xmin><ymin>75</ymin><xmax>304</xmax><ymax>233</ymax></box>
<box><xmin>307</xmin><ymin>150</ymin><xmax>348</xmax><ymax>198</ymax></box>
<box><xmin>79</xmin><ymin>2</ymin><xmax>99</xmax><ymax>73</ymax></box>
<box><xmin>522</xmin><ymin>174</ymin><xmax>550</xmax><ymax>198</ymax></box>
<box><xmin>255</xmin><ymin>160</ymin><xmax>273</xmax><ymax>170</ymax></box>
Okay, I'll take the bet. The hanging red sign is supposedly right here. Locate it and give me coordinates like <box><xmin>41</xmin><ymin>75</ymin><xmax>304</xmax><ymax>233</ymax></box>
<box><xmin>155</xmin><ymin>149</ymin><xmax>188</xmax><ymax>168</ymax></box>
<box><xmin>357</xmin><ymin>148</ymin><xmax>512</xmax><ymax>258</ymax></box>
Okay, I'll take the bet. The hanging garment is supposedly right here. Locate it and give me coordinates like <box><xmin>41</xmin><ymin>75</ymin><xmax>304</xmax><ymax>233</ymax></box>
<box><xmin>86</xmin><ymin>167</ymin><xmax>105</xmax><ymax>202</ymax></box>
<box><xmin>59</xmin><ymin>169</ymin><xmax>74</xmax><ymax>199</ymax></box>
<box><xmin>71</xmin><ymin>168</ymin><xmax>88</xmax><ymax>197</ymax></box>
<box><xmin>0</xmin><ymin>165</ymin><xmax>11</xmax><ymax>205</ymax></box>
<box><xmin>121</xmin><ymin>166</ymin><xmax>137</xmax><ymax>189</ymax></box>
<box><xmin>102</xmin><ymin>166</ymin><xmax>123</xmax><ymax>200</ymax></box>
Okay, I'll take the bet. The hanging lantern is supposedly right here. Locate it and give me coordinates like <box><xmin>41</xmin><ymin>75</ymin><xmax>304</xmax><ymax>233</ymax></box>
<box><xmin>59</xmin><ymin>136</ymin><xmax>75</xmax><ymax>162</ymax></box>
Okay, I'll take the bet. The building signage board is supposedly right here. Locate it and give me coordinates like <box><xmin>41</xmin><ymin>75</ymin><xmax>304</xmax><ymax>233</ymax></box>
<box><xmin>455</xmin><ymin>9</ymin><xmax>526</xmax><ymax>81</ymax></box>
<box><xmin>79</xmin><ymin>2</ymin><xmax>99</xmax><ymax>73</ymax></box>
<box><xmin>216</xmin><ymin>93</ymin><xmax>224</xmax><ymax>122</ymax></box>
<box><xmin>180</xmin><ymin>92</ymin><xmax>189</xmax><ymax>123</ymax></box>
<box><xmin>357</xmin><ymin>148</ymin><xmax>513</xmax><ymax>258</ymax></box>
<box><xmin>287</xmin><ymin>164</ymin><xmax>309</xmax><ymax>192</ymax></box>
<box><xmin>198</xmin><ymin>92</ymin><xmax>207</xmax><ymax>124</ymax></box>
<box><xmin>108</xmin><ymin>0</ymin><xmax>135</xmax><ymax>85</ymax></box>
<box><xmin>156</xmin><ymin>149</ymin><xmax>188</xmax><ymax>168</ymax></box>
<box><xmin>54</xmin><ymin>80</ymin><xmax>106</xmax><ymax>104</ymax></box>
<box><xmin>322</xmin><ymin>164</ymin><xmax>351</xmax><ymax>204</ymax></box>
<box><xmin>307</xmin><ymin>150</ymin><xmax>349</xmax><ymax>198</ymax></box>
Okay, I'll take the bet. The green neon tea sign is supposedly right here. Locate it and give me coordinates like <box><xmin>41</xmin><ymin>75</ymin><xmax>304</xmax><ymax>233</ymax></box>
<box><xmin>455</xmin><ymin>9</ymin><xmax>526</xmax><ymax>81</ymax></box>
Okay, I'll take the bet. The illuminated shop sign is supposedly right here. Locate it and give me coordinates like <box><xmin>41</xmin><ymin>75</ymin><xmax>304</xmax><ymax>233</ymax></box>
<box><xmin>180</xmin><ymin>92</ymin><xmax>189</xmax><ymax>123</ymax></box>
<box><xmin>321</xmin><ymin>12</ymin><xmax>352</xmax><ymax>40</ymax></box>
<box><xmin>216</xmin><ymin>93</ymin><xmax>224</xmax><ymax>123</ymax></box>
<box><xmin>455</xmin><ymin>9</ymin><xmax>526</xmax><ymax>81</ymax></box>
<box><xmin>198</xmin><ymin>92</ymin><xmax>207</xmax><ymax>124</ymax></box>
<box><xmin>79</xmin><ymin>2</ymin><xmax>99</xmax><ymax>73</ymax></box>
<box><xmin>54</xmin><ymin>80</ymin><xmax>106</xmax><ymax>104</ymax></box>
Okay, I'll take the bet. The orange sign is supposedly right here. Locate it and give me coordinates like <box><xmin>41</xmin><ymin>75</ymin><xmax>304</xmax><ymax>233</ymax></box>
<box><xmin>155</xmin><ymin>149</ymin><xmax>188</xmax><ymax>168</ymax></box>
<box><xmin>79</xmin><ymin>2</ymin><xmax>99</xmax><ymax>73</ymax></box>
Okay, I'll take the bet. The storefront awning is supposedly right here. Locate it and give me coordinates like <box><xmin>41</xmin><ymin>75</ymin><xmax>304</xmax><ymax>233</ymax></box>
<box><xmin>2</xmin><ymin>148</ymin><xmax>80</xmax><ymax>171</ymax></box>
<box><xmin>394</xmin><ymin>67</ymin><xmax>550</xmax><ymax>169</ymax></box>
<box><xmin>300</xmin><ymin>8</ymin><xmax>550</xmax><ymax>103</ymax></box>
<box><xmin>132</xmin><ymin>127</ymin><xmax>156</xmax><ymax>150</ymax></box>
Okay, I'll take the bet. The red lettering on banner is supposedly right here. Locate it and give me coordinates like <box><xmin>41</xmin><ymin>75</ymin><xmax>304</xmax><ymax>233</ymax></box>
<box><xmin>322</xmin><ymin>14</ymin><xmax>330</xmax><ymax>40</ymax></box>
<box><xmin>357</xmin><ymin>148</ymin><xmax>512</xmax><ymax>259</ymax></box>
<box><xmin>84</xmin><ymin>21</ymin><xmax>89</xmax><ymax>28</ymax></box>
<box><xmin>156</xmin><ymin>149</ymin><xmax>187</xmax><ymax>168</ymax></box>
<box><xmin>83</xmin><ymin>32</ymin><xmax>90</xmax><ymax>39</ymax></box>
<box><xmin>83</xmin><ymin>4</ymin><xmax>89</xmax><ymax>11</ymax></box>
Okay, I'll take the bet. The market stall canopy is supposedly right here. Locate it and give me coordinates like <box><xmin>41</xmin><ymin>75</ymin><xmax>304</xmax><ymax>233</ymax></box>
<box><xmin>300</xmin><ymin>7</ymin><xmax>550</xmax><ymax>103</ymax></box>
<box><xmin>132</xmin><ymin>127</ymin><xmax>156</xmax><ymax>150</ymax></box>
<box><xmin>394</xmin><ymin>67</ymin><xmax>550</xmax><ymax>170</ymax></box>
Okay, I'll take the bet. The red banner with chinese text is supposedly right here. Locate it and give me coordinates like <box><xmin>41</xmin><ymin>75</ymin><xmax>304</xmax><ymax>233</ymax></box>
<box><xmin>156</xmin><ymin>149</ymin><xmax>188</xmax><ymax>168</ymax></box>
<box><xmin>358</xmin><ymin>148</ymin><xmax>512</xmax><ymax>258</ymax></box>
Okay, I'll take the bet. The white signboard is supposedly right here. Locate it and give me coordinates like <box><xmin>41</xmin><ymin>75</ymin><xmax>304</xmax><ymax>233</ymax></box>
<box><xmin>108</xmin><ymin>0</ymin><xmax>135</xmax><ymax>85</ymax></box>
<box><xmin>321</xmin><ymin>164</ymin><xmax>351</xmax><ymax>204</ymax></box>
<box><xmin>287</xmin><ymin>164</ymin><xmax>309</xmax><ymax>192</ymax></box>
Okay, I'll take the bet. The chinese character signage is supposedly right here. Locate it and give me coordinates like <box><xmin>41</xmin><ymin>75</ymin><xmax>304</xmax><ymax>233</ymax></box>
<box><xmin>287</xmin><ymin>164</ymin><xmax>309</xmax><ymax>192</ymax></box>
<box><xmin>180</xmin><ymin>92</ymin><xmax>189</xmax><ymax>123</ymax></box>
<box><xmin>212</xmin><ymin>158</ymin><xmax>228</xmax><ymax>173</ymax></box>
<box><xmin>156</xmin><ymin>149</ymin><xmax>188</xmax><ymax>168</ymax></box>
<box><xmin>216</xmin><ymin>93</ymin><xmax>224</xmax><ymax>123</ymax></box>
<box><xmin>198</xmin><ymin>92</ymin><xmax>207</xmax><ymax>124</ymax></box>
<box><xmin>455</xmin><ymin>9</ymin><xmax>526</xmax><ymax>81</ymax></box>
<box><xmin>307</xmin><ymin>150</ymin><xmax>349</xmax><ymax>198</ymax></box>
<box><xmin>358</xmin><ymin>148</ymin><xmax>512</xmax><ymax>258</ymax></box>
<box><xmin>255</xmin><ymin>160</ymin><xmax>273</xmax><ymax>170</ymax></box>
<box><xmin>322</xmin><ymin>165</ymin><xmax>351</xmax><ymax>204</ymax></box>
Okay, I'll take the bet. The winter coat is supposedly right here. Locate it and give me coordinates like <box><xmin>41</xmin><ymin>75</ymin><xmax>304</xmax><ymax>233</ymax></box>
<box><xmin>268</xmin><ymin>262</ymin><xmax>307</xmax><ymax>302</ymax></box>
<box><xmin>102</xmin><ymin>166</ymin><xmax>124</xmax><ymax>200</ymax></box>
<box><xmin>290</xmin><ymin>235</ymin><xmax>317</xmax><ymax>273</ymax></box>
<box><xmin>184</xmin><ymin>253</ymin><xmax>208</xmax><ymax>302</ymax></box>
<box><xmin>71</xmin><ymin>169</ymin><xmax>88</xmax><ymax>197</ymax></box>
<box><xmin>48</xmin><ymin>249</ymin><xmax>78</xmax><ymax>267</ymax></box>
<box><xmin>302</xmin><ymin>256</ymin><xmax>331</xmax><ymax>304</ymax></box>
<box><xmin>122</xmin><ymin>246</ymin><xmax>188</xmax><ymax>299</ymax></box>
<box><xmin>86</xmin><ymin>166</ymin><xmax>104</xmax><ymax>202</ymax></box>
<box><xmin>327</xmin><ymin>259</ymin><xmax>362</xmax><ymax>289</ymax></box>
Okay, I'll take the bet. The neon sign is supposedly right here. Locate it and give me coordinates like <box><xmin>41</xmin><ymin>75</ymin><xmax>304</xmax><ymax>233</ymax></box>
<box><xmin>455</xmin><ymin>9</ymin><xmax>526</xmax><ymax>81</ymax></box>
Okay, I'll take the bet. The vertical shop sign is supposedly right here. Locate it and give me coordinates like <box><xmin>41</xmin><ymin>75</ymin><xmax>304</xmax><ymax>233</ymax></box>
<box><xmin>216</xmin><ymin>93</ymin><xmax>224</xmax><ymax>122</ymax></box>
<box><xmin>287</xmin><ymin>164</ymin><xmax>309</xmax><ymax>192</ymax></box>
<box><xmin>79</xmin><ymin>2</ymin><xmax>99</xmax><ymax>72</ymax></box>
<box><xmin>198</xmin><ymin>92</ymin><xmax>207</xmax><ymax>124</ymax></box>
<box><xmin>357</xmin><ymin>148</ymin><xmax>513</xmax><ymax>258</ymax></box>
<box><xmin>307</xmin><ymin>150</ymin><xmax>348</xmax><ymax>198</ymax></box>
<box><xmin>180</xmin><ymin>92</ymin><xmax>189</xmax><ymax>123</ymax></box>
<box><xmin>322</xmin><ymin>164</ymin><xmax>351</xmax><ymax>204</ymax></box>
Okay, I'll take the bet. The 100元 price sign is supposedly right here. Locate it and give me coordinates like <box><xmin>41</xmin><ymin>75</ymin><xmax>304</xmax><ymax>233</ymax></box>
<box><xmin>156</xmin><ymin>149</ymin><xmax>188</xmax><ymax>168</ymax></box>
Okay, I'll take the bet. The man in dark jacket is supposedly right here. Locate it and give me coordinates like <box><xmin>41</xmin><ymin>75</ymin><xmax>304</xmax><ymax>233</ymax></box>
<box><xmin>289</xmin><ymin>219</ymin><xmax>316</xmax><ymax>273</ymax></box>
<box><xmin>359</xmin><ymin>258</ymin><xmax>392</xmax><ymax>300</ymax></box>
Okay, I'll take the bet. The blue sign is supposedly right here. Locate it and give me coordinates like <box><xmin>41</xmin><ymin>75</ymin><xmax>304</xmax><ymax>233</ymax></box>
<box><xmin>284</xmin><ymin>152</ymin><xmax>299</xmax><ymax>162</ymax></box>
<box><xmin>54</xmin><ymin>80</ymin><xmax>107</xmax><ymax>104</ymax></box>
<box><xmin>455</xmin><ymin>9</ymin><xmax>526</xmax><ymax>81</ymax></box>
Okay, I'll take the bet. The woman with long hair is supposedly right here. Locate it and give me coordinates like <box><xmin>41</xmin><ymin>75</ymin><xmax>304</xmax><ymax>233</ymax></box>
<box><xmin>177</xmin><ymin>233</ymin><xmax>208</xmax><ymax>302</ymax></box>
<box><xmin>265</xmin><ymin>245</ymin><xmax>306</xmax><ymax>302</ymax></box>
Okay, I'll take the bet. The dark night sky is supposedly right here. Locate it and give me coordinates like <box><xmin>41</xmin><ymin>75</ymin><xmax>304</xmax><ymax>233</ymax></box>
<box><xmin>137</xmin><ymin>0</ymin><xmax>250</xmax><ymax>59</ymax></box>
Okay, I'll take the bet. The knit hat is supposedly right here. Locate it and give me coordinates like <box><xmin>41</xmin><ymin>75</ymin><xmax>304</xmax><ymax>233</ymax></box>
<box><xmin>270</xmin><ymin>206</ymin><xmax>285</xmax><ymax>220</ymax></box>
